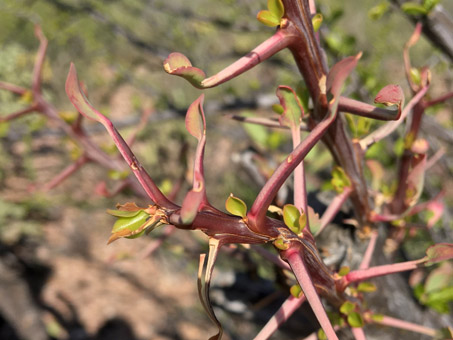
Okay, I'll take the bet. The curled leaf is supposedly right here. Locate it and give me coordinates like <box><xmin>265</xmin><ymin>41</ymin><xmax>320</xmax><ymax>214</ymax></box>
<box><xmin>374</xmin><ymin>85</ymin><xmax>404</xmax><ymax>119</ymax></box>
<box><xmin>225</xmin><ymin>194</ymin><xmax>247</xmax><ymax>218</ymax></box>
<box><xmin>276</xmin><ymin>86</ymin><xmax>304</xmax><ymax>130</ymax></box>
<box><xmin>163</xmin><ymin>52</ymin><xmax>206</xmax><ymax>88</ymax></box>
<box><xmin>282</xmin><ymin>204</ymin><xmax>305</xmax><ymax>234</ymax></box>
<box><xmin>425</xmin><ymin>243</ymin><xmax>453</xmax><ymax>266</ymax></box>
<box><xmin>312</xmin><ymin>13</ymin><xmax>323</xmax><ymax>32</ymax></box>
<box><xmin>257</xmin><ymin>0</ymin><xmax>284</xmax><ymax>27</ymax></box>
<box><xmin>186</xmin><ymin>94</ymin><xmax>206</xmax><ymax>141</ymax></box>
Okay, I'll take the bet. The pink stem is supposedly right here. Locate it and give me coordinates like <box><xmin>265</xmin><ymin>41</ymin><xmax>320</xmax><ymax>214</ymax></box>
<box><xmin>41</xmin><ymin>155</ymin><xmax>89</xmax><ymax>191</ymax></box>
<box><xmin>351</xmin><ymin>327</ymin><xmax>367</xmax><ymax>340</ymax></box>
<box><xmin>0</xmin><ymin>81</ymin><xmax>27</xmax><ymax>95</ymax></box>
<box><xmin>286</xmin><ymin>251</ymin><xmax>339</xmax><ymax>340</ymax></box>
<box><xmin>248</xmin><ymin>103</ymin><xmax>338</xmax><ymax>232</ymax></box>
<box><xmin>253</xmin><ymin>295</ymin><xmax>306</xmax><ymax>340</ymax></box>
<box><xmin>316</xmin><ymin>186</ymin><xmax>353</xmax><ymax>237</ymax></box>
<box><xmin>359</xmin><ymin>86</ymin><xmax>428</xmax><ymax>150</ymax></box>
<box><xmin>201</xmin><ymin>29</ymin><xmax>295</xmax><ymax>87</ymax></box>
<box><xmin>359</xmin><ymin>230</ymin><xmax>378</xmax><ymax>270</ymax></box>
<box><xmin>0</xmin><ymin>105</ymin><xmax>37</xmax><ymax>122</ymax></box>
<box><xmin>32</xmin><ymin>25</ymin><xmax>48</xmax><ymax>94</ymax></box>
<box><xmin>338</xmin><ymin>96</ymin><xmax>400</xmax><ymax>121</ymax></box>
<box><xmin>373</xmin><ymin>315</ymin><xmax>436</xmax><ymax>337</ymax></box>
<box><xmin>341</xmin><ymin>258</ymin><xmax>425</xmax><ymax>289</ymax></box>
<box><xmin>291</xmin><ymin>127</ymin><xmax>308</xmax><ymax>225</ymax></box>
<box><xmin>425</xmin><ymin>91</ymin><xmax>453</xmax><ymax>107</ymax></box>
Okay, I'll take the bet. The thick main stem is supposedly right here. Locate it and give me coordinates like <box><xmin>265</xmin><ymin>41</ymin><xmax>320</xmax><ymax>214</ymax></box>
<box><xmin>285</xmin><ymin>251</ymin><xmax>339</xmax><ymax>340</ymax></box>
<box><xmin>282</xmin><ymin>0</ymin><xmax>371</xmax><ymax>225</ymax></box>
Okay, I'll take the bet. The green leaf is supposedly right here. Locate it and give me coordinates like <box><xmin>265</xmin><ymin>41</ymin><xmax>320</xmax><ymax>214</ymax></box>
<box><xmin>357</xmin><ymin>282</ymin><xmax>377</xmax><ymax>293</ymax></box>
<box><xmin>163</xmin><ymin>52</ymin><xmax>206</xmax><ymax>88</ymax></box>
<box><xmin>331</xmin><ymin>166</ymin><xmax>351</xmax><ymax>193</ymax></box>
<box><xmin>340</xmin><ymin>301</ymin><xmax>356</xmax><ymax>315</ymax></box>
<box><xmin>290</xmin><ymin>284</ymin><xmax>303</xmax><ymax>298</ymax></box>
<box><xmin>276</xmin><ymin>86</ymin><xmax>304</xmax><ymax>130</ymax></box>
<box><xmin>317</xmin><ymin>329</ymin><xmax>327</xmax><ymax>340</ymax></box>
<box><xmin>410</xmin><ymin>67</ymin><xmax>422</xmax><ymax>86</ymax></box>
<box><xmin>423</xmin><ymin>0</ymin><xmax>440</xmax><ymax>11</ymax></box>
<box><xmin>283</xmin><ymin>204</ymin><xmax>305</xmax><ymax>234</ymax></box>
<box><xmin>425</xmin><ymin>243</ymin><xmax>453</xmax><ymax>266</ymax></box>
<box><xmin>225</xmin><ymin>194</ymin><xmax>247</xmax><ymax>218</ymax></box>
<box><xmin>338</xmin><ymin>266</ymin><xmax>350</xmax><ymax>277</ymax></box>
<box><xmin>257</xmin><ymin>10</ymin><xmax>281</xmax><ymax>27</ymax></box>
<box><xmin>107</xmin><ymin>209</ymin><xmax>142</xmax><ymax>218</ymax></box>
<box><xmin>268</xmin><ymin>0</ymin><xmax>284</xmax><ymax>18</ymax></box>
<box><xmin>401</xmin><ymin>2</ymin><xmax>428</xmax><ymax>16</ymax></box>
<box><xmin>368</xmin><ymin>1</ymin><xmax>390</xmax><ymax>20</ymax></box>
<box><xmin>347</xmin><ymin>312</ymin><xmax>365</xmax><ymax>328</ymax></box>
<box><xmin>311</xmin><ymin>13</ymin><xmax>323</xmax><ymax>32</ymax></box>
<box><xmin>111</xmin><ymin>210</ymin><xmax>149</xmax><ymax>234</ymax></box>
<box><xmin>272</xmin><ymin>103</ymin><xmax>284</xmax><ymax>114</ymax></box>
<box><xmin>273</xmin><ymin>237</ymin><xmax>289</xmax><ymax>250</ymax></box>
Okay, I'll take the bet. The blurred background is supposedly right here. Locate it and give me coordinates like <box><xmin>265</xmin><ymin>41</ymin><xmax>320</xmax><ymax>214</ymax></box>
<box><xmin>0</xmin><ymin>0</ymin><xmax>452</xmax><ymax>339</ymax></box>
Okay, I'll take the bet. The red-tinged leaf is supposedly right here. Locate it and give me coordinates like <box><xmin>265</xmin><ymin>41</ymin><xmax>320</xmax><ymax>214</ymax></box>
<box><xmin>425</xmin><ymin>200</ymin><xmax>444</xmax><ymax>229</ymax></box>
<box><xmin>410</xmin><ymin>138</ymin><xmax>429</xmax><ymax>154</ymax></box>
<box><xmin>180</xmin><ymin>187</ymin><xmax>204</xmax><ymax>225</ymax></box>
<box><xmin>163</xmin><ymin>52</ymin><xmax>206</xmax><ymax>88</ymax></box>
<box><xmin>307</xmin><ymin>205</ymin><xmax>322</xmax><ymax>234</ymax></box>
<box><xmin>257</xmin><ymin>10</ymin><xmax>280</xmax><ymax>27</ymax></box>
<box><xmin>186</xmin><ymin>94</ymin><xmax>206</xmax><ymax>141</ymax></box>
<box><xmin>268</xmin><ymin>0</ymin><xmax>284</xmax><ymax>18</ymax></box>
<box><xmin>276</xmin><ymin>86</ymin><xmax>304</xmax><ymax>130</ymax></box>
<box><xmin>66</xmin><ymin>64</ymin><xmax>176</xmax><ymax>209</ymax></box>
<box><xmin>326</xmin><ymin>53</ymin><xmax>362</xmax><ymax>100</ymax></box>
<box><xmin>375</xmin><ymin>84</ymin><xmax>404</xmax><ymax>107</ymax></box>
<box><xmin>425</xmin><ymin>243</ymin><xmax>453</xmax><ymax>266</ymax></box>
<box><xmin>406</xmin><ymin>23</ymin><xmax>423</xmax><ymax>49</ymax></box>
<box><xmin>405</xmin><ymin>154</ymin><xmax>426</xmax><ymax>207</ymax></box>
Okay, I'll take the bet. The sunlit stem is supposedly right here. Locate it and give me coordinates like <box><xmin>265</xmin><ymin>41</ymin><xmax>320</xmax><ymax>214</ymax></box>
<box><xmin>286</xmin><ymin>251</ymin><xmax>339</xmax><ymax>340</ymax></box>
<box><xmin>253</xmin><ymin>295</ymin><xmax>306</xmax><ymax>340</ymax></box>
<box><xmin>373</xmin><ymin>315</ymin><xmax>437</xmax><ymax>337</ymax></box>
<box><xmin>359</xmin><ymin>230</ymin><xmax>378</xmax><ymax>270</ymax></box>
<box><xmin>291</xmin><ymin>126</ymin><xmax>309</xmax><ymax>230</ymax></box>
<box><xmin>201</xmin><ymin>29</ymin><xmax>294</xmax><ymax>88</ymax></box>
<box><xmin>339</xmin><ymin>258</ymin><xmax>425</xmax><ymax>290</ymax></box>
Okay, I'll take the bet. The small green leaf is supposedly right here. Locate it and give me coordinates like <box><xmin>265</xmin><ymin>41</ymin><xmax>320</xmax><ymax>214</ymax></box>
<box><xmin>283</xmin><ymin>204</ymin><xmax>305</xmax><ymax>234</ymax></box>
<box><xmin>331</xmin><ymin>166</ymin><xmax>351</xmax><ymax>193</ymax></box>
<box><xmin>273</xmin><ymin>237</ymin><xmax>289</xmax><ymax>250</ymax></box>
<box><xmin>290</xmin><ymin>284</ymin><xmax>304</xmax><ymax>298</ymax></box>
<box><xmin>108</xmin><ymin>169</ymin><xmax>130</xmax><ymax>180</ymax></box>
<box><xmin>225</xmin><ymin>194</ymin><xmax>247</xmax><ymax>218</ymax></box>
<box><xmin>272</xmin><ymin>103</ymin><xmax>284</xmax><ymax>114</ymax></box>
<box><xmin>357</xmin><ymin>282</ymin><xmax>377</xmax><ymax>293</ymax></box>
<box><xmin>317</xmin><ymin>329</ymin><xmax>327</xmax><ymax>340</ymax></box>
<box><xmin>312</xmin><ymin>13</ymin><xmax>323</xmax><ymax>32</ymax></box>
<box><xmin>423</xmin><ymin>0</ymin><xmax>440</xmax><ymax>11</ymax></box>
<box><xmin>401</xmin><ymin>2</ymin><xmax>428</xmax><ymax>16</ymax></box>
<box><xmin>368</xmin><ymin>1</ymin><xmax>390</xmax><ymax>20</ymax></box>
<box><xmin>348</xmin><ymin>312</ymin><xmax>365</xmax><ymax>327</ymax></box>
<box><xmin>257</xmin><ymin>10</ymin><xmax>281</xmax><ymax>27</ymax></box>
<box><xmin>277</xmin><ymin>86</ymin><xmax>304</xmax><ymax>130</ymax></box>
<box><xmin>340</xmin><ymin>301</ymin><xmax>356</xmax><ymax>315</ymax></box>
<box><xmin>111</xmin><ymin>210</ymin><xmax>150</xmax><ymax>234</ymax></box>
<box><xmin>410</xmin><ymin>67</ymin><xmax>422</xmax><ymax>86</ymax></box>
<box><xmin>338</xmin><ymin>266</ymin><xmax>350</xmax><ymax>277</ymax></box>
<box><xmin>268</xmin><ymin>0</ymin><xmax>284</xmax><ymax>18</ymax></box>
